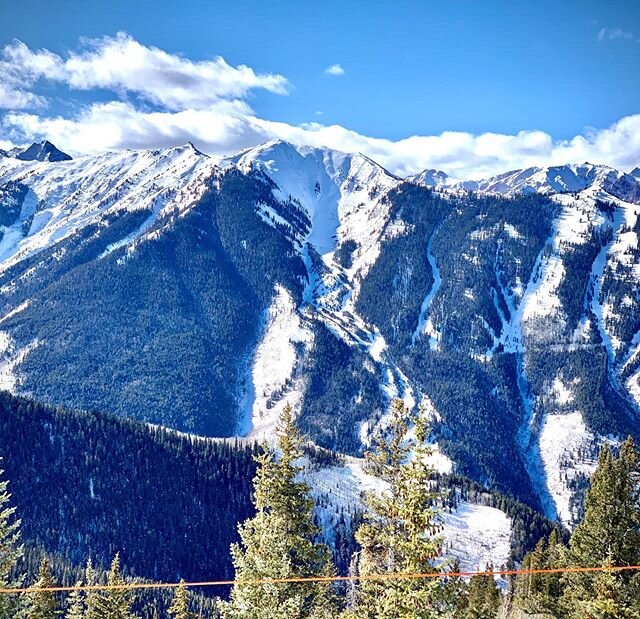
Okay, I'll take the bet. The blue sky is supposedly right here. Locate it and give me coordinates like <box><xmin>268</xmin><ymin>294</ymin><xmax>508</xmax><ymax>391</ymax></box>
<box><xmin>0</xmin><ymin>0</ymin><xmax>639</xmax><ymax>177</ymax></box>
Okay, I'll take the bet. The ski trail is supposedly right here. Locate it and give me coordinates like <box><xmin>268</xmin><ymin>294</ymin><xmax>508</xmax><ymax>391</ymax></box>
<box><xmin>411</xmin><ymin>225</ymin><xmax>442</xmax><ymax>345</ymax></box>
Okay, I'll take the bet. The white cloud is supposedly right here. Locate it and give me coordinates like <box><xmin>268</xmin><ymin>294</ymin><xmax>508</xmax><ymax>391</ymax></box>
<box><xmin>0</xmin><ymin>34</ymin><xmax>289</xmax><ymax>111</ymax></box>
<box><xmin>324</xmin><ymin>64</ymin><xmax>345</xmax><ymax>76</ymax></box>
<box><xmin>1</xmin><ymin>35</ymin><xmax>640</xmax><ymax>179</ymax></box>
<box><xmin>6</xmin><ymin>100</ymin><xmax>640</xmax><ymax>180</ymax></box>
<box><xmin>597</xmin><ymin>27</ymin><xmax>635</xmax><ymax>42</ymax></box>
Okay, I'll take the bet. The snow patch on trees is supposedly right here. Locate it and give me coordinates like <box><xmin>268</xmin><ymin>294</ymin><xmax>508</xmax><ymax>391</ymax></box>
<box><xmin>538</xmin><ymin>411</ymin><xmax>596</xmax><ymax>526</ymax></box>
<box><xmin>239</xmin><ymin>285</ymin><xmax>313</xmax><ymax>442</ymax></box>
<box><xmin>305</xmin><ymin>456</ymin><xmax>509</xmax><ymax>577</ymax></box>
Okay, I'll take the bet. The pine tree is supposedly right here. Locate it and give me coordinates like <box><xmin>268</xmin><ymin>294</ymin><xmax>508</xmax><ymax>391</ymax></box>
<box><xmin>465</xmin><ymin>564</ymin><xmax>500</xmax><ymax>619</ymax></box>
<box><xmin>168</xmin><ymin>580</ymin><xmax>192</xmax><ymax>619</ymax></box>
<box><xmin>64</xmin><ymin>584</ymin><xmax>85</xmax><ymax>619</ymax></box>
<box><xmin>562</xmin><ymin>438</ymin><xmax>640</xmax><ymax>618</ymax></box>
<box><xmin>345</xmin><ymin>399</ymin><xmax>450</xmax><ymax>618</ymax></box>
<box><xmin>27</xmin><ymin>558</ymin><xmax>59</xmax><ymax>619</ymax></box>
<box><xmin>93</xmin><ymin>554</ymin><xmax>137</xmax><ymax>619</ymax></box>
<box><xmin>482</xmin><ymin>566</ymin><xmax>501</xmax><ymax>619</ymax></box>
<box><xmin>222</xmin><ymin>403</ymin><xmax>338</xmax><ymax>619</ymax></box>
<box><xmin>440</xmin><ymin>560</ymin><xmax>468</xmax><ymax>618</ymax></box>
<box><xmin>0</xmin><ymin>462</ymin><xmax>25</xmax><ymax>619</ymax></box>
<box><xmin>84</xmin><ymin>559</ymin><xmax>100</xmax><ymax>619</ymax></box>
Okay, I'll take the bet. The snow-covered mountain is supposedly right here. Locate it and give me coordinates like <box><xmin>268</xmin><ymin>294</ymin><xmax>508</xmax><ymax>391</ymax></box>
<box><xmin>6</xmin><ymin>140</ymin><xmax>72</xmax><ymax>162</ymax></box>
<box><xmin>407</xmin><ymin>168</ymin><xmax>450</xmax><ymax>189</ymax></box>
<box><xmin>455</xmin><ymin>162</ymin><xmax>640</xmax><ymax>202</ymax></box>
<box><xmin>1</xmin><ymin>139</ymin><xmax>640</xmax><ymax>531</ymax></box>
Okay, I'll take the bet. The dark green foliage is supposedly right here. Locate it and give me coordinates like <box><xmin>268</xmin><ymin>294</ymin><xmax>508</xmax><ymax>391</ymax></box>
<box><xmin>466</xmin><ymin>566</ymin><xmax>501</xmax><ymax>619</ymax></box>
<box><xmin>224</xmin><ymin>405</ymin><xmax>338</xmax><ymax>619</ymax></box>
<box><xmin>0</xmin><ymin>180</ymin><xmax>29</xmax><ymax>227</ymax></box>
<box><xmin>356</xmin><ymin>186</ymin><xmax>560</xmax><ymax>503</ymax></box>
<box><xmin>0</xmin><ymin>391</ymin><xmax>258</xmax><ymax>589</ymax></box>
<box><xmin>356</xmin><ymin>183</ymin><xmax>447</xmax><ymax>350</ymax></box>
<box><xmin>299</xmin><ymin>322</ymin><xmax>384</xmax><ymax>454</ymax></box>
<box><xmin>406</xmin><ymin>350</ymin><xmax>537</xmax><ymax>504</ymax></box>
<box><xmin>334</xmin><ymin>239</ymin><xmax>358</xmax><ymax>269</ymax></box>
<box><xmin>562</xmin><ymin>439</ymin><xmax>640</xmax><ymax>616</ymax></box>
<box><xmin>555</xmin><ymin>229</ymin><xmax>610</xmax><ymax>330</ymax></box>
<box><xmin>513</xmin><ymin>439</ymin><xmax>640</xmax><ymax>618</ymax></box>
<box><xmin>525</xmin><ymin>346</ymin><xmax>637</xmax><ymax>439</ymax></box>
<box><xmin>0</xmin><ymin>459</ymin><xmax>24</xmax><ymax>618</ymax></box>
<box><xmin>27</xmin><ymin>558</ymin><xmax>60</xmax><ymax>619</ymax></box>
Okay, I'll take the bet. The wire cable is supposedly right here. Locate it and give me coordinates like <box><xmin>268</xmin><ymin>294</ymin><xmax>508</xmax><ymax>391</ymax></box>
<box><xmin>3</xmin><ymin>564</ymin><xmax>640</xmax><ymax>595</ymax></box>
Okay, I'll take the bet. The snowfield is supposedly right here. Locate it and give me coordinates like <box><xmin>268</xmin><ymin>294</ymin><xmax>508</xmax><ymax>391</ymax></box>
<box><xmin>305</xmin><ymin>456</ymin><xmax>511</xmax><ymax>577</ymax></box>
<box><xmin>240</xmin><ymin>285</ymin><xmax>313</xmax><ymax>441</ymax></box>
<box><xmin>538</xmin><ymin>412</ymin><xmax>596</xmax><ymax>526</ymax></box>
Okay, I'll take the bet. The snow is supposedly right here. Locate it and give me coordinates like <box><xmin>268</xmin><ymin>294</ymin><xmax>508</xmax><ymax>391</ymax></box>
<box><xmin>589</xmin><ymin>204</ymin><xmax>627</xmax><ymax>366</ymax></box>
<box><xmin>226</xmin><ymin>140</ymin><xmax>399</xmax><ymax>299</ymax></box>
<box><xmin>0</xmin><ymin>301</ymin><xmax>30</xmax><ymax>324</ymax></box>
<box><xmin>552</xmin><ymin>377</ymin><xmax>574</xmax><ymax>406</ymax></box>
<box><xmin>412</xmin><ymin>226</ymin><xmax>442</xmax><ymax>345</ymax></box>
<box><xmin>442</xmin><ymin>503</ymin><xmax>512</xmax><ymax>574</ymax></box>
<box><xmin>229</xmin><ymin>141</ymin><xmax>423</xmax><ymax>445</ymax></box>
<box><xmin>239</xmin><ymin>285</ymin><xmax>313</xmax><ymax>442</ymax></box>
<box><xmin>455</xmin><ymin>163</ymin><xmax>640</xmax><ymax>202</ymax></box>
<box><xmin>0</xmin><ymin>332</ymin><xmax>38</xmax><ymax>392</ymax></box>
<box><xmin>538</xmin><ymin>412</ymin><xmax>596</xmax><ymax>526</ymax></box>
<box><xmin>627</xmin><ymin>372</ymin><xmax>640</xmax><ymax>408</ymax></box>
<box><xmin>0</xmin><ymin>144</ymin><xmax>216</xmax><ymax>273</ymax></box>
<box><xmin>306</xmin><ymin>456</ymin><xmax>510</xmax><ymax>577</ymax></box>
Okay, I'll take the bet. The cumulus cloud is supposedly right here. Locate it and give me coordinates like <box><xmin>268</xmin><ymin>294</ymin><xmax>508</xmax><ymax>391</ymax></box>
<box><xmin>1</xmin><ymin>34</ymin><xmax>640</xmax><ymax>179</ymax></box>
<box><xmin>6</xmin><ymin>100</ymin><xmax>640</xmax><ymax>179</ymax></box>
<box><xmin>0</xmin><ymin>34</ymin><xmax>289</xmax><ymax>111</ymax></box>
<box><xmin>597</xmin><ymin>27</ymin><xmax>635</xmax><ymax>42</ymax></box>
<box><xmin>324</xmin><ymin>64</ymin><xmax>345</xmax><ymax>76</ymax></box>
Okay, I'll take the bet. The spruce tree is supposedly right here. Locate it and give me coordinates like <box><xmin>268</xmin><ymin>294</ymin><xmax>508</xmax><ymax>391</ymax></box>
<box><xmin>168</xmin><ymin>580</ymin><xmax>192</xmax><ymax>619</ymax></box>
<box><xmin>440</xmin><ymin>560</ymin><xmax>468</xmax><ymax>618</ymax></box>
<box><xmin>93</xmin><ymin>554</ymin><xmax>137</xmax><ymax>619</ymax></box>
<box><xmin>222</xmin><ymin>404</ymin><xmax>338</xmax><ymax>619</ymax></box>
<box><xmin>64</xmin><ymin>584</ymin><xmax>85</xmax><ymax>619</ymax></box>
<box><xmin>345</xmin><ymin>399</ymin><xmax>449</xmax><ymax>618</ymax></box>
<box><xmin>465</xmin><ymin>565</ymin><xmax>500</xmax><ymax>619</ymax></box>
<box><xmin>84</xmin><ymin>559</ymin><xmax>100</xmax><ymax>619</ymax></box>
<box><xmin>562</xmin><ymin>438</ymin><xmax>640</xmax><ymax>618</ymax></box>
<box><xmin>0</xmin><ymin>462</ymin><xmax>25</xmax><ymax>619</ymax></box>
<box><xmin>27</xmin><ymin>558</ymin><xmax>59</xmax><ymax>619</ymax></box>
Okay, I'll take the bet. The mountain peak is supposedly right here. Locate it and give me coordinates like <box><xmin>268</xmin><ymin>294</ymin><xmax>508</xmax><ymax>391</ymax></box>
<box><xmin>410</xmin><ymin>168</ymin><xmax>450</xmax><ymax>188</ymax></box>
<box><xmin>184</xmin><ymin>141</ymin><xmax>206</xmax><ymax>156</ymax></box>
<box><xmin>14</xmin><ymin>140</ymin><xmax>72</xmax><ymax>163</ymax></box>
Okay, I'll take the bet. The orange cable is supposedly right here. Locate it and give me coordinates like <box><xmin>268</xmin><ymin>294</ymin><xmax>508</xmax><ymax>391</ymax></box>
<box><xmin>2</xmin><ymin>564</ymin><xmax>640</xmax><ymax>595</ymax></box>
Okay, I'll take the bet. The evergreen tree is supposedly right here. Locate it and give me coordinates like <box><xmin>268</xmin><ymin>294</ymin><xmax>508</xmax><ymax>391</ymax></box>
<box><xmin>562</xmin><ymin>438</ymin><xmax>640</xmax><ymax>618</ymax></box>
<box><xmin>440</xmin><ymin>560</ymin><xmax>468</xmax><ymax>618</ymax></box>
<box><xmin>0</xmin><ymin>462</ymin><xmax>25</xmax><ymax>619</ymax></box>
<box><xmin>64</xmin><ymin>584</ymin><xmax>85</xmax><ymax>619</ymax></box>
<box><xmin>168</xmin><ymin>580</ymin><xmax>192</xmax><ymax>619</ymax></box>
<box><xmin>345</xmin><ymin>399</ymin><xmax>450</xmax><ymax>618</ymax></box>
<box><xmin>465</xmin><ymin>565</ymin><xmax>500</xmax><ymax>619</ymax></box>
<box><xmin>482</xmin><ymin>566</ymin><xmax>501</xmax><ymax>619</ymax></box>
<box><xmin>84</xmin><ymin>559</ymin><xmax>100</xmax><ymax>619</ymax></box>
<box><xmin>222</xmin><ymin>404</ymin><xmax>338</xmax><ymax>619</ymax></box>
<box><xmin>93</xmin><ymin>554</ymin><xmax>137</xmax><ymax>619</ymax></box>
<box><xmin>27</xmin><ymin>558</ymin><xmax>59</xmax><ymax>619</ymax></box>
